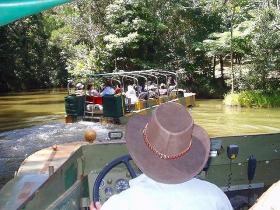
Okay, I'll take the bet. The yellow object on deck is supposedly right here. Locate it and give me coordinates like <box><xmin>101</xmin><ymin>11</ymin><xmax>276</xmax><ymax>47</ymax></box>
<box><xmin>156</xmin><ymin>98</ymin><xmax>163</xmax><ymax>105</ymax></box>
<box><xmin>135</xmin><ymin>101</ymin><xmax>146</xmax><ymax>110</ymax></box>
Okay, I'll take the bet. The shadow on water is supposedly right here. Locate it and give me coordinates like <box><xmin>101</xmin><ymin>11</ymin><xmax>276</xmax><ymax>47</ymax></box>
<box><xmin>0</xmin><ymin>92</ymin><xmax>280</xmax><ymax>189</ymax></box>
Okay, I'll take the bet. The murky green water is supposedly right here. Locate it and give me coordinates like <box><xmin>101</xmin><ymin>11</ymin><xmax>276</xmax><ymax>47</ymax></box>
<box><xmin>0</xmin><ymin>90</ymin><xmax>279</xmax><ymax>135</ymax></box>
<box><xmin>190</xmin><ymin>99</ymin><xmax>280</xmax><ymax>137</ymax></box>
<box><xmin>0</xmin><ymin>89</ymin><xmax>66</xmax><ymax>132</ymax></box>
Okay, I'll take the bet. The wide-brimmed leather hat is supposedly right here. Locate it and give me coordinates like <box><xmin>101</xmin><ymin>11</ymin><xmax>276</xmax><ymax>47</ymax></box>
<box><xmin>125</xmin><ymin>102</ymin><xmax>210</xmax><ymax>184</ymax></box>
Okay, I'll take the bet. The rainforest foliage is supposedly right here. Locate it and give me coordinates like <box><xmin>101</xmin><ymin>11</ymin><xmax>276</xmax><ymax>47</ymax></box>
<box><xmin>0</xmin><ymin>0</ymin><xmax>279</xmax><ymax>100</ymax></box>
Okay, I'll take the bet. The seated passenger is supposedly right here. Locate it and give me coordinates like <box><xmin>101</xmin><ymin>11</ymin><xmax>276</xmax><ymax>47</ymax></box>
<box><xmin>86</xmin><ymin>83</ymin><xmax>100</xmax><ymax>96</ymax></box>
<box><xmin>125</xmin><ymin>85</ymin><xmax>138</xmax><ymax>104</ymax></box>
<box><xmin>167</xmin><ymin>76</ymin><xmax>177</xmax><ymax>95</ymax></box>
<box><xmin>100</xmin><ymin>81</ymin><xmax>115</xmax><ymax>97</ymax></box>
<box><xmin>90</xmin><ymin>102</ymin><xmax>233</xmax><ymax>210</ymax></box>
<box><xmin>114</xmin><ymin>84</ymin><xmax>123</xmax><ymax>94</ymax></box>
<box><xmin>138</xmin><ymin>91</ymin><xmax>148</xmax><ymax>100</ymax></box>
<box><xmin>139</xmin><ymin>90</ymin><xmax>159</xmax><ymax>101</ymax></box>
<box><xmin>148</xmin><ymin>83</ymin><xmax>157</xmax><ymax>91</ymax></box>
<box><xmin>75</xmin><ymin>83</ymin><xmax>84</xmax><ymax>95</ymax></box>
<box><xmin>133</xmin><ymin>84</ymin><xmax>142</xmax><ymax>95</ymax></box>
<box><xmin>159</xmin><ymin>83</ymin><xmax>167</xmax><ymax>95</ymax></box>
<box><xmin>148</xmin><ymin>89</ymin><xmax>159</xmax><ymax>99</ymax></box>
<box><xmin>148</xmin><ymin>84</ymin><xmax>160</xmax><ymax>99</ymax></box>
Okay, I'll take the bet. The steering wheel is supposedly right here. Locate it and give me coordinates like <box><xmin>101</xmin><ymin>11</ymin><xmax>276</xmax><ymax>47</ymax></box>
<box><xmin>92</xmin><ymin>154</ymin><xmax>138</xmax><ymax>204</ymax></box>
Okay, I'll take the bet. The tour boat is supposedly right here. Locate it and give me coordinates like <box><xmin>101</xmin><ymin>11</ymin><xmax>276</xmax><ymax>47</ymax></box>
<box><xmin>64</xmin><ymin>69</ymin><xmax>196</xmax><ymax>124</ymax></box>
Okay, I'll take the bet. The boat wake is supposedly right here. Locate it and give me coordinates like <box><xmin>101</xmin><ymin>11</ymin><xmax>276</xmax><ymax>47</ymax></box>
<box><xmin>0</xmin><ymin>121</ymin><xmax>125</xmax><ymax>189</ymax></box>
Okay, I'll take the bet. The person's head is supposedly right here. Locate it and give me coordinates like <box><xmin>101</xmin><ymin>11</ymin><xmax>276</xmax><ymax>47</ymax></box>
<box><xmin>125</xmin><ymin>102</ymin><xmax>210</xmax><ymax>184</ymax></box>
<box><xmin>148</xmin><ymin>84</ymin><xmax>156</xmax><ymax>90</ymax></box>
<box><xmin>105</xmin><ymin>80</ymin><xmax>112</xmax><ymax>87</ymax></box>
<box><xmin>87</xmin><ymin>83</ymin><xmax>93</xmax><ymax>90</ymax></box>
<box><xmin>76</xmin><ymin>83</ymin><xmax>84</xmax><ymax>90</ymax></box>
<box><xmin>160</xmin><ymin>83</ymin><xmax>166</xmax><ymax>89</ymax></box>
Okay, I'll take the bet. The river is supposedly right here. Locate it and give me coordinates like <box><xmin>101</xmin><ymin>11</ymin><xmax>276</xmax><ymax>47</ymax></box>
<box><xmin>0</xmin><ymin>89</ymin><xmax>280</xmax><ymax>189</ymax></box>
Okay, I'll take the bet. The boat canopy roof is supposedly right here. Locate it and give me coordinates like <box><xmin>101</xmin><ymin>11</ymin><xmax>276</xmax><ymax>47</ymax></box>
<box><xmin>87</xmin><ymin>69</ymin><xmax>177</xmax><ymax>79</ymax></box>
<box><xmin>0</xmin><ymin>0</ymin><xmax>72</xmax><ymax>26</ymax></box>
<box><xmin>85</xmin><ymin>69</ymin><xmax>180</xmax><ymax>93</ymax></box>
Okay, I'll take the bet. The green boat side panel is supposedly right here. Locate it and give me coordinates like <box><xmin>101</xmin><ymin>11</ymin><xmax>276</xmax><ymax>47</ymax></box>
<box><xmin>65</xmin><ymin>163</ymin><xmax>77</xmax><ymax>190</ymax></box>
<box><xmin>65</xmin><ymin>95</ymin><xmax>85</xmax><ymax>116</ymax></box>
<box><xmin>0</xmin><ymin>0</ymin><xmax>72</xmax><ymax>26</ymax></box>
<box><xmin>204</xmin><ymin>133</ymin><xmax>280</xmax><ymax>188</ymax></box>
<box><xmin>46</xmin><ymin>180</ymin><xmax>83</xmax><ymax>210</ymax></box>
<box><xmin>102</xmin><ymin>95</ymin><xmax>126</xmax><ymax>118</ymax></box>
<box><xmin>0</xmin><ymin>175</ymin><xmax>47</xmax><ymax>209</ymax></box>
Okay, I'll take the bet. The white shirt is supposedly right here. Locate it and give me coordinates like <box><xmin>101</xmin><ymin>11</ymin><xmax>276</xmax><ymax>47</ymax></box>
<box><xmin>101</xmin><ymin>174</ymin><xmax>233</xmax><ymax>210</ymax></box>
<box><xmin>125</xmin><ymin>85</ymin><xmax>139</xmax><ymax>104</ymax></box>
<box><xmin>86</xmin><ymin>89</ymin><xmax>100</xmax><ymax>96</ymax></box>
<box><xmin>75</xmin><ymin>89</ymin><xmax>84</xmax><ymax>95</ymax></box>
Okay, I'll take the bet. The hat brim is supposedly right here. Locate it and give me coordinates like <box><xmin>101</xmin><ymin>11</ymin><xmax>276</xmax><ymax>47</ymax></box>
<box><xmin>125</xmin><ymin>114</ymin><xmax>210</xmax><ymax>184</ymax></box>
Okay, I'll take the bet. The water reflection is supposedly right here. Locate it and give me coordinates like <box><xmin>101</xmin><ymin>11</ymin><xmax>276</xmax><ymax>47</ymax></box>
<box><xmin>0</xmin><ymin>89</ymin><xmax>66</xmax><ymax>132</ymax></box>
<box><xmin>190</xmin><ymin>99</ymin><xmax>280</xmax><ymax>136</ymax></box>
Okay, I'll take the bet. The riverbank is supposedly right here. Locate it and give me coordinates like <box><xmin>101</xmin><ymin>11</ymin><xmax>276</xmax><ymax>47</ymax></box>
<box><xmin>224</xmin><ymin>91</ymin><xmax>280</xmax><ymax>108</ymax></box>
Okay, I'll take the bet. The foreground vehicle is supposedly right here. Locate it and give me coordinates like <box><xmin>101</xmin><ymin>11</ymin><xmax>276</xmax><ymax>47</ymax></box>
<box><xmin>0</xmin><ymin>132</ymin><xmax>279</xmax><ymax>209</ymax></box>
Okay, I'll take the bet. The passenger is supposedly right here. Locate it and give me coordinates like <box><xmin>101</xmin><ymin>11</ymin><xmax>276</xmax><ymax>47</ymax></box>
<box><xmin>133</xmin><ymin>84</ymin><xmax>142</xmax><ymax>95</ymax></box>
<box><xmin>100</xmin><ymin>81</ymin><xmax>115</xmax><ymax>97</ymax></box>
<box><xmin>138</xmin><ymin>90</ymin><xmax>159</xmax><ymax>101</ymax></box>
<box><xmin>90</xmin><ymin>102</ymin><xmax>233</xmax><ymax>210</ymax></box>
<box><xmin>167</xmin><ymin>76</ymin><xmax>177</xmax><ymax>95</ymax></box>
<box><xmin>114</xmin><ymin>84</ymin><xmax>123</xmax><ymax>94</ymax></box>
<box><xmin>125</xmin><ymin>85</ymin><xmax>138</xmax><ymax>104</ymax></box>
<box><xmin>86</xmin><ymin>83</ymin><xmax>100</xmax><ymax>96</ymax></box>
<box><xmin>75</xmin><ymin>83</ymin><xmax>84</xmax><ymax>95</ymax></box>
<box><xmin>148</xmin><ymin>84</ymin><xmax>159</xmax><ymax>99</ymax></box>
<box><xmin>159</xmin><ymin>83</ymin><xmax>167</xmax><ymax>95</ymax></box>
<box><xmin>138</xmin><ymin>91</ymin><xmax>148</xmax><ymax>100</ymax></box>
<box><xmin>148</xmin><ymin>82</ymin><xmax>157</xmax><ymax>91</ymax></box>
<box><xmin>148</xmin><ymin>89</ymin><xmax>159</xmax><ymax>99</ymax></box>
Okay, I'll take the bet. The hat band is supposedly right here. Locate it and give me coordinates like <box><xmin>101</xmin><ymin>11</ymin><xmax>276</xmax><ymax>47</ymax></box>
<box><xmin>142</xmin><ymin>123</ymin><xmax>192</xmax><ymax>160</ymax></box>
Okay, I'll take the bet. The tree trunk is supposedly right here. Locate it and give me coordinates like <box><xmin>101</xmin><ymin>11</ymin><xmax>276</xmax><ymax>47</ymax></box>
<box><xmin>267</xmin><ymin>0</ymin><xmax>271</xmax><ymax>8</ymax></box>
<box><xmin>213</xmin><ymin>55</ymin><xmax>216</xmax><ymax>79</ymax></box>
<box><xmin>230</xmin><ymin>4</ymin><xmax>236</xmax><ymax>93</ymax></box>
<box><xmin>220</xmin><ymin>55</ymin><xmax>224</xmax><ymax>79</ymax></box>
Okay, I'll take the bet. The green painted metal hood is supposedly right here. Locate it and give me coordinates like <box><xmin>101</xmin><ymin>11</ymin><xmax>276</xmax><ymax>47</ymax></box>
<box><xmin>0</xmin><ymin>0</ymin><xmax>72</xmax><ymax>26</ymax></box>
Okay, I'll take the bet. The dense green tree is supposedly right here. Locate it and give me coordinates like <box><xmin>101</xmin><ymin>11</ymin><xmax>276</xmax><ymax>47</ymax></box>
<box><xmin>245</xmin><ymin>7</ymin><xmax>280</xmax><ymax>91</ymax></box>
<box><xmin>198</xmin><ymin>0</ymin><xmax>279</xmax><ymax>94</ymax></box>
<box><xmin>0</xmin><ymin>13</ymin><xmax>68</xmax><ymax>92</ymax></box>
<box><xmin>0</xmin><ymin>0</ymin><xmax>279</xmax><ymax>97</ymax></box>
<box><xmin>101</xmin><ymin>0</ymin><xmax>163</xmax><ymax>70</ymax></box>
